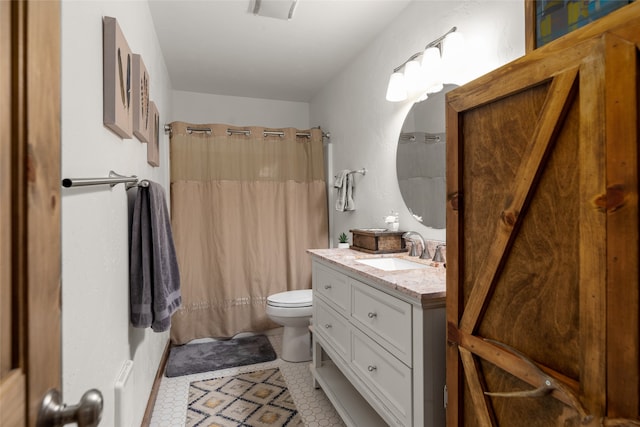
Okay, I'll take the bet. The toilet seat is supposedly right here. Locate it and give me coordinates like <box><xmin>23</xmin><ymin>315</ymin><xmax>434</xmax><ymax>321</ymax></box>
<box><xmin>267</xmin><ymin>289</ymin><xmax>312</xmax><ymax>308</ymax></box>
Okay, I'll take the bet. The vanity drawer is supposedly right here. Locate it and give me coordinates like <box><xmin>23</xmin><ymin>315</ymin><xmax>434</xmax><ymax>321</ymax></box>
<box><xmin>314</xmin><ymin>298</ymin><xmax>350</xmax><ymax>362</ymax></box>
<box><xmin>351</xmin><ymin>279</ymin><xmax>412</xmax><ymax>365</ymax></box>
<box><xmin>351</xmin><ymin>328</ymin><xmax>412</xmax><ymax>426</ymax></box>
<box><xmin>313</xmin><ymin>263</ymin><xmax>350</xmax><ymax>314</ymax></box>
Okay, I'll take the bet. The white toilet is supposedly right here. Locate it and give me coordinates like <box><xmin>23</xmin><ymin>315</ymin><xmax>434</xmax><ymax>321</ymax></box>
<box><xmin>266</xmin><ymin>289</ymin><xmax>313</xmax><ymax>362</ymax></box>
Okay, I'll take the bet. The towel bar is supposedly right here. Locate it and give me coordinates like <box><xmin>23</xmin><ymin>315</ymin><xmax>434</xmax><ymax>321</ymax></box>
<box><xmin>334</xmin><ymin>168</ymin><xmax>367</xmax><ymax>179</ymax></box>
<box><xmin>348</xmin><ymin>168</ymin><xmax>367</xmax><ymax>176</ymax></box>
<box><xmin>61</xmin><ymin>170</ymin><xmax>149</xmax><ymax>189</ymax></box>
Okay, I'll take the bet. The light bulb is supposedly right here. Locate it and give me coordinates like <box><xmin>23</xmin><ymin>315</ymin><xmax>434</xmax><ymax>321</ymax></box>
<box><xmin>427</xmin><ymin>82</ymin><xmax>444</xmax><ymax>94</ymax></box>
<box><xmin>386</xmin><ymin>72</ymin><xmax>407</xmax><ymax>102</ymax></box>
<box><xmin>421</xmin><ymin>46</ymin><xmax>443</xmax><ymax>94</ymax></box>
<box><xmin>442</xmin><ymin>31</ymin><xmax>465</xmax><ymax>72</ymax></box>
<box><xmin>403</xmin><ymin>59</ymin><xmax>422</xmax><ymax>94</ymax></box>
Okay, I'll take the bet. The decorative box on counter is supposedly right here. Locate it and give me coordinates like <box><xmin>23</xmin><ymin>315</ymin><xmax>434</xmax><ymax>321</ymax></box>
<box><xmin>349</xmin><ymin>228</ymin><xmax>407</xmax><ymax>254</ymax></box>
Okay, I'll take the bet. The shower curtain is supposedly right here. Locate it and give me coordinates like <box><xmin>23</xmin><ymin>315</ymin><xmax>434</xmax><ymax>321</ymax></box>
<box><xmin>168</xmin><ymin>122</ymin><xmax>328</xmax><ymax>344</ymax></box>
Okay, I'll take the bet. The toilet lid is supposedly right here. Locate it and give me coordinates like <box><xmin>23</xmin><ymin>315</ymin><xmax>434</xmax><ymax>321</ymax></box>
<box><xmin>267</xmin><ymin>289</ymin><xmax>312</xmax><ymax>308</ymax></box>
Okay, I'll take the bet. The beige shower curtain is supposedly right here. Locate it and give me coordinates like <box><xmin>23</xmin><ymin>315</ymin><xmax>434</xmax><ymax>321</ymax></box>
<box><xmin>168</xmin><ymin>122</ymin><xmax>328</xmax><ymax>344</ymax></box>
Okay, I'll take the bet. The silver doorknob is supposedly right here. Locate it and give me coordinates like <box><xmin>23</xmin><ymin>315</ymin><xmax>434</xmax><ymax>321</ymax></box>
<box><xmin>37</xmin><ymin>388</ymin><xmax>103</xmax><ymax>427</ymax></box>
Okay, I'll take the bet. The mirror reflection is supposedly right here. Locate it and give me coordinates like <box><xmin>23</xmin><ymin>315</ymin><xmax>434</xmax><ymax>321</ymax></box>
<box><xmin>396</xmin><ymin>84</ymin><xmax>457</xmax><ymax>229</ymax></box>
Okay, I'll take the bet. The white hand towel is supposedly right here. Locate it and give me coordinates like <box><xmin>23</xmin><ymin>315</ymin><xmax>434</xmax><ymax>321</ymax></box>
<box><xmin>345</xmin><ymin>172</ymin><xmax>356</xmax><ymax>211</ymax></box>
<box><xmin>334</xmin><ymin>170</ymin><xmax>349</xmax><ymax>211</ymax></box>
<box><xmin>334</xmin><ymin>170</ymin><xmax>356</xmax><ymax>211</ymax></box>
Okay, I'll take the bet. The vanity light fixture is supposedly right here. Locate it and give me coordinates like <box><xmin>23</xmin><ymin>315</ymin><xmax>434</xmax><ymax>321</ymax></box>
<box><xmin>385</xmin><ymin>26</ymin><xmax>463</xmax><ymax>102</ymax></box>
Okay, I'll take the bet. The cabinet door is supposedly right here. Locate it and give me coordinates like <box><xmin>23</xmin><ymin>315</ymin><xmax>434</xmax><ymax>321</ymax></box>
<box><xmin>314</xmin><ymin>298</ymin><xmax>350</xmax><ymax>361</ymax></box>
<box><xmin>446</xmin><ymin>5</ymin><xmax>640</xmax><ymax>426</ymax></box>
<box><xmin>351</xmin><ymin>279</ymin><xmax>412</xmax><ymax>365</ymax></box>
<box><xmin>313</xmin><ymin>262</ymin><xmax>351</xmax><ymax>314</ymax></box>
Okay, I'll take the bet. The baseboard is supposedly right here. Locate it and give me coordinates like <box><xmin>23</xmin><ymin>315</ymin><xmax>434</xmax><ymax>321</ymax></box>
<box><xmin>140</xmin><ymin>338</ymin><xmax>171</xmax><ymax>427</ymax></box>
<box><xmin>262</xmin><ymin>326</ymin><xmax>284</xmax><ymax>337</ymax></box>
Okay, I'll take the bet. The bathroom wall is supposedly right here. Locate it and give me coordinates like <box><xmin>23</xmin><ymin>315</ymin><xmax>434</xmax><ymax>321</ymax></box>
<box><xmin>171</xmin><ymin>90</ymin><xmax>311</xmax><ymax>128</ymax></box>
<box><xmin>310</xmin><ymin>0</ymin><xmax>526</xmax><ymax>245</ymax></box>
<box><xmin>61</xmin><ymin>1</ymin><xmax>171</xmax><ymax>426</ymax></box>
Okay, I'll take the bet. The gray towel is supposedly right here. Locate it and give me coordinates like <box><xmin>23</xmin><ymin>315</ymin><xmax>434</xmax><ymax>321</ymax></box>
<box><xmin>334</xmin><ymin>170</ymin><xmax>355</xmax><ymax>211</ymax></box>
<box><xmin>345</xmin><ymin>173</ymin><xmax>355</xmax><ymax>211</ymax></box>
<box><xmin>130</xmin><ymin>181</ymin><xmax>181</xmax><ymax>332</ymax></box>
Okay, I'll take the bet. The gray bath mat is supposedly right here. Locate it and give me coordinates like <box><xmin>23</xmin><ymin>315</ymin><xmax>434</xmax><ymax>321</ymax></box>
<box><xmin>165</xmin><ymin>335</ymin><xmax>277</xmax><ymax>378</ymax></box>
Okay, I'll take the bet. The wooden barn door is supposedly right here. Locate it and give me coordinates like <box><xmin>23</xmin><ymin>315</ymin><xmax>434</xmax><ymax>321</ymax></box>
<box><xmin>0</xmin><ymin>2</ymin><xmax>61</xmax><ymax>426</ymax></box>
<box><xmin>445</xmin><ymin>4</ymin><xmax>640</xmax><ymax>426</ymax></box>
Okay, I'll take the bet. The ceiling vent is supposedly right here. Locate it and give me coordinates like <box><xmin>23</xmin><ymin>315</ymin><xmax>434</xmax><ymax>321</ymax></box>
<box><xmin>251</xmin><ymin>0</ymin><xmax>299</xmax><ymax>20</ymax></box>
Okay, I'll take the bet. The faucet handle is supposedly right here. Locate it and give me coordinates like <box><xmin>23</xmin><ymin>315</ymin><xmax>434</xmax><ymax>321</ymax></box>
<box><xmin>432</xmin><ymin>244</ymin><xmax>445</xmax><ymax>262</ymax></box>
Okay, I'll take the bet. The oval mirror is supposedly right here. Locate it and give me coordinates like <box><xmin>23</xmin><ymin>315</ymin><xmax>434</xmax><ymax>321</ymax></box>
<box><xmin>396</xmin><ymin>84</ymin><xmax>457</xmax><ymax>229</ymax></box>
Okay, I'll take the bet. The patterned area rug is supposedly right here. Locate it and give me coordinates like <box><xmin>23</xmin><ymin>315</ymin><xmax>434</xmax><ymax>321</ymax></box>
<box><xmin>186</xmin><ymin>368</ymin><xmax>303</xmax><ymax>427</ymax></box>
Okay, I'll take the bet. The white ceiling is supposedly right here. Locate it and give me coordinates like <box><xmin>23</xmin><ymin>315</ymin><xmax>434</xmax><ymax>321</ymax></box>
<box><xmin>148</xmin><ymin>0</ymin><xmax>412</xmax><ymax>102</ymax></box>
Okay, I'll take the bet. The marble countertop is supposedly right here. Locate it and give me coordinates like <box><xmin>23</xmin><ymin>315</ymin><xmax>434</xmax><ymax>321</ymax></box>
<box><xmin>307</xmin><ymin>248</ymin><xmax>446</xmax><ymax>308</ymax></box>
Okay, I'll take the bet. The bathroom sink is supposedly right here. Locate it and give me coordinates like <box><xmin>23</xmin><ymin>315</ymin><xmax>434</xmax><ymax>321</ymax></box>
<box><xmin>355</xmin><ymin>257</ymin><xmax>430</xmax><ymax>271</ymax></box>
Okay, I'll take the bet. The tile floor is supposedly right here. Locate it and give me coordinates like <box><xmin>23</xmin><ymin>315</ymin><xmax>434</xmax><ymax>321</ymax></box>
<box><xmin>150</xmin><ymin>332</ymin><xmax>346</xmax><ymax>427</ymax></box>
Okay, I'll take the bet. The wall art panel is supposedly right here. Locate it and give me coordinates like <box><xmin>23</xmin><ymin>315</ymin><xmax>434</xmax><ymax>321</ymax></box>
<box><xmin>132</xmin><ymin>54</ymin><xmax>150</xmax><ymax>143</ymax></box>
<box><xmin>103</xmin><ymin>16</ymin><xmax>132</xmax><ymax>138</ymax></box>
<box><xmin>147</xmin><ymin>101</ymin><xmax>160</xmax><ymax>167</ymax></box>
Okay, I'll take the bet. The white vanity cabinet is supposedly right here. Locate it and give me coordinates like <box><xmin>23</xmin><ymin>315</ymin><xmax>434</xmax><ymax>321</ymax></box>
<box><xmin>310</xmin><ymin>257</ymin><xmax>446</xmax><ymax>427</ymax></box>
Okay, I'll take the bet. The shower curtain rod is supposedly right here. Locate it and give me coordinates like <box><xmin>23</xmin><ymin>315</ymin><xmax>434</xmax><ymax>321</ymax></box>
<box><xmin>163</xmin><ymin>124</ymin><xmax>331</xmax><ymax>139</ymax></box>
<box><xmin>61</xmin><ymin>170</ymin><xmax>150</xmax><ymax>189</ymax></box>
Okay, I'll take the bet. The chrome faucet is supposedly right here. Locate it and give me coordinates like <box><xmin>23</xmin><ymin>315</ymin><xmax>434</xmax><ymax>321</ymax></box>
<box><xmin>402</xmin><ymin>231</ymin><xmax>431</xmax><ymax>259</ymax></box>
